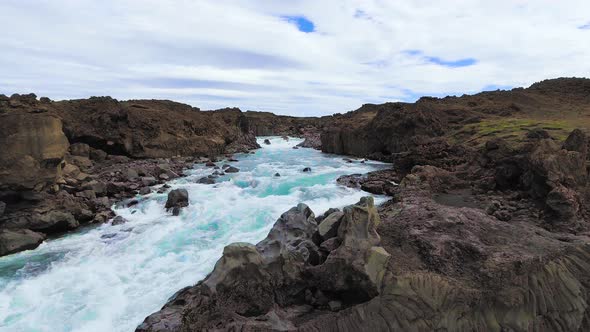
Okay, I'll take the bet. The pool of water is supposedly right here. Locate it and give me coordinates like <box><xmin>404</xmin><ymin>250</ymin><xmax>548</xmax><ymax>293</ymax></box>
<box><xmin>0</xmin><ymin>136</ymin><xmax>388</xmax><ymax>332</ymax></box>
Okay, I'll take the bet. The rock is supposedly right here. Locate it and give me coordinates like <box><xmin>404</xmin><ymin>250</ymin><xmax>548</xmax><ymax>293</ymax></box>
<box><xmin>546</xmin><ymin>184</ymin><xmax>579</xmax><ymax>220</ymax></box>
<box><xmin>165</xmin><ymin>189</ymin><xmax>189</xmax><ymax>213</ymax></box>
<box><xmin>225</xmin><ymin>166</ymin><xmax>239</xmax><ymax>173</ymax></box>
<box><xmin>159</xmin><ymin>173</ymin><xmax>169</xmax><ymax>180</ymax></box>
<box><xmin>0</xmin><ymin>229</ymin><xmax>46</xmax><ymax>257</ymax></box>
<box><xmin>111</xmin><ymin>216</ymin><xmax>128</xmax><ymax>225</ymax></box>
<box><xmin>30</xmin><ymin>211</ymin><xmax>79</xmax><ymax>233</ymax></box>
<box><xmin>139</xmin><ymin>187</ymin><xmax>151</xmax><ymax>195</ymax></box>
<box><xmin>292</xmin><ymin>146</ymin><xmax>299</xmax><ymax>149</ymax></box>
<box><xmin>197</xmin><ymin>177</ymin><xmax>215</xmax><ymax>184</ymax></box>
<box><xmin>274</xmin><ymin>173</ymin><xmax>281</xmax><ymax>177</ymax></box>
<box><xmin>127</xmin><ymin>199</ymin><xmax>139</xmax><ymax>207</ymax></box>
<box><xmin>319</xmin><ymin>237</ymin><xmax>341</xmax><ymax>252</ymax></box>
<box><xmin>89</xmin><ymin>148</ymin><xmax>108</xmax><ymax>161</ymax></box>
<box><xmin>526</xmin><ymin>128</ymin><xmax>551</xmax><ymax>139</ymax></box>
<box><xmin>316</xmin><ymin>208</ymin><xmax>340</xmax><ymax>223</ymax></box>
<box><xmin>0</xmin><ymin>201</ymin><xmax>5</xmax><ymax>216</ymax></box>
<box><xmin>303</xmin><ymin>167</ymin><xmax>312</xmax><ymax>172</ymax></box>
<box><xmin>343</xmin><ymin>158</ymin><xmax>353</xmax><ymax>163</ymax></box>
<box><xmin>563</xmin><ymin>128</ymin><xmax>588</xmax><ymax>158</ymax></box>
<box><xmin>0</xmin><ymin>112</ymin><xmax>69</xmax><ymax>191</ymax></box>
<box><xmin>141</xmin><ymin>176</ymin><xmax>157</xmax><ymax>186</ymax></box>
<box><xmin>282</xmin><ymin>136</ymin><xmax>289</xmax><ymax>141</ymax></box>
<box><xmin>70</xmin><ymin>143</ymin><xmax>90</xmax><ymax>157</ymax></box>
<box><xmin>328</xmin><ymin>300</ymin><xmax>342</xmax><ymax>312</ymax></box>
<box><xmin>222</xmin><ymin>164</ymin><xmax>230</xmax><ymax>169</ymax></box>
<box><xmin>126</xmin><ymin>168</ymin><xmax>139</xmax><ymax>181</ymax></box>
<box><xmin>75</xmin><ymin>189</ymin><xmax>96</xmax><ymax>200</ymax></box>
<box><xmin>205</xmin><ymin>162</ymin><xmax>216</xmax><ymax>167</ymax></box>
<box><xmin>264</xmin><ymin>139</ymin><xmax>271</xmax><ymax>145</ymax></box>
<box><xmin>317</xmin><ymin>211</ymin><xmax>344</xmax><ymax>240</ymax></box>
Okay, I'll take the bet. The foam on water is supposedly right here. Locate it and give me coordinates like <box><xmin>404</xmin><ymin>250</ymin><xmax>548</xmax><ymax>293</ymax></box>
<box><xmin>0</xmin><ymin>137</ymin><xmax>389</xmax><ymax>332</ymax></box>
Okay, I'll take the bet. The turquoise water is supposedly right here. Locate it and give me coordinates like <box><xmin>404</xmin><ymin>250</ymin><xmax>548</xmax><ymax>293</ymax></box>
<box><xmin>0</xmin><ymin>137</ymin><xmax>388</xmax><ymax>332</ymax></box>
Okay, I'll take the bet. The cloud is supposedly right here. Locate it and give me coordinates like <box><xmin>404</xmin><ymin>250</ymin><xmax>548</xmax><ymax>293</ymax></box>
<box><xmin>579</xmin><ymin>22</ymin><xmax>590</xmax><ymax>29</ymax></box>
<box><xmin>0</xmin><ymin>0</ymin><xmax>589</xmax><ymax>116</ymax></box>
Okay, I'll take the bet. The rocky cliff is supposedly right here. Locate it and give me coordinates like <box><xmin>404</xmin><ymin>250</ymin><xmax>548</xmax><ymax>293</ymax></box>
<box><xmin>137</xmin><ymin>78</ymin><xmax>590</xmax><ymax>331</ymax></box>
<box><xmin>0</xmin><ymin>94</ymin><xmax>259</xmax><ymax>256</ymax></box>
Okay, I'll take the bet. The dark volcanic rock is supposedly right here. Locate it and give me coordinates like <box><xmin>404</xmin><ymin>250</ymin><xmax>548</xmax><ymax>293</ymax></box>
<box><xmin>137</xmin><ymin>197</ymin><xmax>389</xmax><ymax>331</ymax></box>
<box><xmin>165</xmin><ymin>189</ymin><xmax>189</xmax><ymax>215</ymax></box>
<box><xmin>197</xmin><ymin>177</ymin><xmax>215</xmax><ymax>185</ymax></box>
<box><xmin>224</xmin><ymin>166</ymin><xmax>239</xmax><ymax>173</ymax></box>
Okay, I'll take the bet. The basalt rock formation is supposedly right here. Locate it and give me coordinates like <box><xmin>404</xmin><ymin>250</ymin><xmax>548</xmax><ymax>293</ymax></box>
<box><xmin>137</xmin><ymin>197</ymin><xmax>390</xmax><ymax>331</ymax></box>
<box><xmin>138</xmin><ymin>78</ymin><xmax>590</xmax><ymax>331</ymax></box>
<box><xmin>0</xmin><ymin>93</ymin><xmax>259</xmax><ymax>256</ymax></box>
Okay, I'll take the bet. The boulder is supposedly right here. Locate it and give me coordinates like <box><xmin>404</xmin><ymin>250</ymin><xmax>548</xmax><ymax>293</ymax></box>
<box><xmin>264</xmin><ymin>139</ymin><xmax>271</xmax><ymax>145</ymax></box>
<box><xmin>70</xmin><ymin>143</ymin><xmax>90</xmax><ymax>157</ymax></box>
<box><xmin>89</xmin><ymin>148</ymin><xmax>108</xmax><ymax>161</ymax></box>
<box><xmin>303</xmin><ymin>167</ymin><xmax>312</xmax><ymax>172</ymax></box>
<box><xmin>165</xmin><ymin>189</ymin><xmax>189</xmax><ymax>214</ymax></box>
<box><xmin>29</xmin><ymin>211</ymin><xmax>79</xmax><ymax>233</ymax></box>
<box><xmin>274</xmin><ymin>173</ymin><xmax>281</xmax><ymax>177</ymax></box>
<box><xmin>205</xmin><ymin>162</ymin><xmax>216</xmax><ymax>167</ymax></box>
<box><xmin>225</xmin><ymin>166</ymin><xmax>239</xmax><ymax>173</ymax></box>
<box><xmin>139</xmin><ymin>187</ymin><xmax>151</xmax><ymax>195</ymax></box>
<box><xmin>0</xmin><ymin>229</ymin><xmax>46</xmax><ymax>257</ymax></box>
<box><xmin>197</xmin><ymin>177</ymin><xmax>215</xmax><ymax>185</ymax></box>
<box><xmin>111</xmin><ymin>216</ymin><xmax>128</xmax><ymax>225</ymax></box>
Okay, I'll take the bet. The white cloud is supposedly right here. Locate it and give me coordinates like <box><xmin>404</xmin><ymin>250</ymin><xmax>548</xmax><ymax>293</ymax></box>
<box><xmin>1</xmin><ymin>0</ymin><xmax>589</xmax><ymax>116</ymax></box>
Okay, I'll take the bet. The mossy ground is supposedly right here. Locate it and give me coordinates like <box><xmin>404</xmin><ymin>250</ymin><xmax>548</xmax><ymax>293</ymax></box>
<box><xmin>451</xmin><ymin>117</ymin><xmax>578</xmax><ymax>147</ymax></box>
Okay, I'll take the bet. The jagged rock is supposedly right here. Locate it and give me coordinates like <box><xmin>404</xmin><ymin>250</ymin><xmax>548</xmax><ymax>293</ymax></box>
<box><xmin>225</xmin><ymin>166</ymin><xmax>239</xmax><ymax>173</ymax></box>
<box><xmin>139</xmin><ymin>187</ymin><xmax>151</xmax><ymax>195</ymax></box>
<box><xmin>317</xmin><ymin>211</ymin><xmax>343</xmax><ymax>240</ymax></box>
<box><xmin>303</xmin><ymin>167</ymin><xmax>311</xmax><ymax>172</ymax></box>
<box><xmin>138</xmin><ymin>197</ymin><xmax>389</xmax><ymax>331</ymax></box>
<box><xmin>546</xmin><ymin>184</ymin><xmax>580</xmax><ymax>220</ymax></box>
<box><xmin>563</xmin><ymin>128</ymin><xmax>587</xmax><ymax>158</ymax></box>
<box><xmin>165</xmin><ymin>189</ymin><xmax>189</xmax><ymax>215</ymax></box>
<box><xmin>0</xmin><ymin>229</ymin><xmax>46</xmax><ymax>257</ymax></box>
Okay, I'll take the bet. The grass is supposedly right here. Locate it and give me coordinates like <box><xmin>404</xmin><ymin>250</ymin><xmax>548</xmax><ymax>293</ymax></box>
<box><xmin>450</xmin><ymin>117</ymin><xmax>576</xmax><ymax>146</ymax></box>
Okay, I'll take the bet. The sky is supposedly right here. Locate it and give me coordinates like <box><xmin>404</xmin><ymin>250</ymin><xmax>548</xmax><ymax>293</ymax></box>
<box><xmin>1</xmin><ymin>0</ymin><xmax>589</xmax><ymax>116</ymax></box>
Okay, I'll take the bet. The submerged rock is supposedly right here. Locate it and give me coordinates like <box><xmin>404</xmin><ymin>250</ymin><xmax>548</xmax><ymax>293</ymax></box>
<box><xmin>165</xmin><ymin>189</ymin><xmax>189</xmax><ymax>215</ymax></box>
<box><xmin>224</xmin><ymin>166</ymin><xmax>239</xmax><ymax>173</ymax></box>
<box><xmin>197</xmin><ymin>177</ymin><xmax>215</xmax><ymax>185</ymax></box>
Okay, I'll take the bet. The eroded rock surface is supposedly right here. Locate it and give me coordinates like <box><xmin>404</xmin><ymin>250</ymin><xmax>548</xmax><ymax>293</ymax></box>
<box><xmin>137</xmin><ymin>197</ymin><xmax>389</xmax><ymax>331</ymax></box>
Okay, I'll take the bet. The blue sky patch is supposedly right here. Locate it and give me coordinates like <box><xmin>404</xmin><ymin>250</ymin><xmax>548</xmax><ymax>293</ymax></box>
<box><xmin>579</xmin><ymin>22</ymin><xmax>590</xmax><ymax>29</ymax></box>
<box><xmin>282</xmin><ymin>15</ymin><xmax>315</xmax><ymax>33</ymax></box>
<box><xmin>403</xmin><ymin>50</ymin><xmax>477</xmax><ymax>68</ymax></box>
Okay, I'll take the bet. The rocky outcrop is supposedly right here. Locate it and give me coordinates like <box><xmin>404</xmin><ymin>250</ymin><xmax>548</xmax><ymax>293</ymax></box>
<box><xmin>0</xmin><ymin>112</ymin><xmax>69</xmax><ymax>191</ymax></box>
<box><xmin>0</xmin><ymin>93</ymin><xmax>260</xmax><ymax>257</ymax></box>
<box><xmin>0</xmin><ymin>229</ymin><xmax>46</xmax><ymax>256</ymax></box>
<box><xmin>137</xmin><ymin>197</ymin><xmax>390</xmax><ymax>331</ymax></box>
